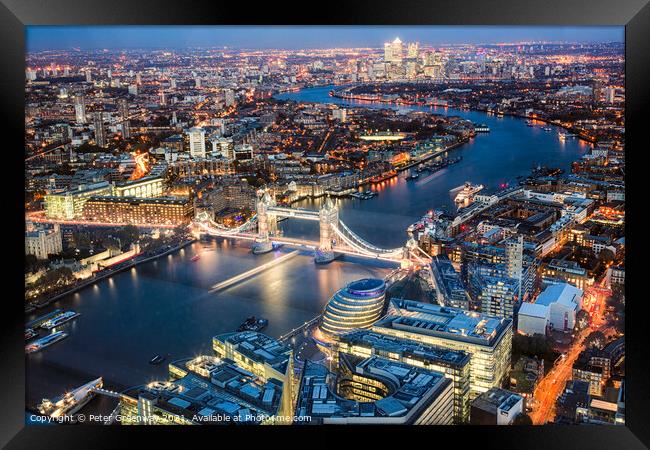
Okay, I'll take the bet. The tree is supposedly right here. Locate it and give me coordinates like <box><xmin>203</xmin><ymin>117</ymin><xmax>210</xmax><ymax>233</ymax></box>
<box><xmin>512</xmin><ymin>334</ymin><xmax>559</xmax><ymax>375</ymax></box>
<box><xmin>598</xmin><ymin>248</ymin><xmax>615</xmax><ymax>264</ymax></box>
<box><xmin>585</xmin><ymin>330</ymin><xmax>606</xmax><ymax>350</ymax></box>
<box><xmin>115</xmin><ymin>225</ymin><xmax>140</xmax><ymax>248</ymax></box>
<box><xmin>513</xmin><ymin>413</ymin><xmax>533</xmax><ymax>425</ymax></box>
<box><xmin>575</xmin><ymin>309</ymin><xmax>591</xmax><ymax>331</ymax></box>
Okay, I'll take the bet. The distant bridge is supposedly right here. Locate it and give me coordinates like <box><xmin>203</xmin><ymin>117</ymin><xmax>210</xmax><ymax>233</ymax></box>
<box><xmin>195</xmin><ymin>190</ymin><xmax>431</xmax><ymax>266</ymax></box>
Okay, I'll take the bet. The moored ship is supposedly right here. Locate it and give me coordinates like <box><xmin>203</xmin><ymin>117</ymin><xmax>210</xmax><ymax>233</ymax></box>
<box><xmin>237</xmin><ymin>316</ymin><xmax>269</xmax><ymax>332</ymax></box>
<box><xmin>41</xmin><ymin>311</ymin><xmax>81</xmax><ymax>330</ymax></box>
<box><xmin>25</xmin><ymin>328</ymin><xmax>38</xmax><ymax>341</ymax></box>
<box><xmin>25</xmin><ymin>331</ymin><xmax>68</xmax><ymax>353</ymax></box>
<box><xmin>453</xmin><ymin>182</ymin><xmax>484</xmax><ymax>204</ymax></box>
<box><xmin>350</xmin><ymin>190</ymin><xmax>377</xmax><ymax>200</ymax></box>
<box><xmin>37</xmin><ymin>377</ymin><xmax>103</xmax><ymax>419</ymax></box>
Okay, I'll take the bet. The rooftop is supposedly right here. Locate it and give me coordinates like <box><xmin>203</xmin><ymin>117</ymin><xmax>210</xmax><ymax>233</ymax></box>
<box><xmin>122</xmin><ymin>355</ymin><xmax>284</xmax><ymax>424</ymax></box>
<box><xmin>86</xmin><ymin>195</ymin><xmax>190</xmax><ymax>205</ymax></box>
<box><xmin>518</xmin><ymin>302</ymin><xmax>549</xmax><ymax>319</ymax></box>
<box><xmin>376</xmin><ymin>299</ymin><xmax>512</xmax><ymax>347</ymax></box>
<box><xmin>338</xmin><ymin>329</ymin><xmax>471</xmax><ymax>368</ymax></box>
<box><xmin>296</xmin><ymin>356</ymin><xmax>451</xmax><ymax>423</ymax></box>
<box><xmin>213</xmin><ymin>331</ymin><xmax>292</xmax><ymax>375</ymax></box>
<box><xmin>471</xmin><ymin>387</ymin><xmax>523</xmax><ymax>415</ymax></box>
<box><xmin>535</xmin><ymin>283</ymin><xmax>582</xmax><ymax>308</ymax></box>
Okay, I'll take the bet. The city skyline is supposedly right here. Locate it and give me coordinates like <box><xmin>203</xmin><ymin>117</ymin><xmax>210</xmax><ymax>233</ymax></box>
<box><xmin>27</xmin><ymin>26</ymin><xmax>624</xmax><ymax>52</ymax></box>
<box><xmin>24</xmin><ymin>27</ymin><xmax>625</xmax><ymax>427</ymax></box>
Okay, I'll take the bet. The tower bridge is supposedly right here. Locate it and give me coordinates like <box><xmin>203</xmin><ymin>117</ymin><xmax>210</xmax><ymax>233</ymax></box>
<box><xmin>194</xmin><ymin>190</ymin><xmax>432</xmax><ymax>267</ymax></box>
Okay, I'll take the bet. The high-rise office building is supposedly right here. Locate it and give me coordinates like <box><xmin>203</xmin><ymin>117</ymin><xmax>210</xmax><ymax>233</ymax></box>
<box><xmin>213</xmin><ymin>332</ymin><xmax>294</xmax><ymax>417</ymax></box>
<box><xmin>85</xmin><ymin>69</ymin><xmax>92</xmax><ymax>83</ymax></box>
<box><xmin>605</xmin><ymin>87</ymin><xmax>616</xmax><ymax>104</ymax></box>
<box><xmin>296</xmin><ymin>356</ymin><xmax>454</xmax><ymax>424</ymax></box>
<box><xmin>118</xmin><ymin>99</ymin><xmax>130</xmax><ymax>139</ymax></box>
<box><xmin>384</xmin><ymin>37</ymin><xmax>403</xmax><ymax>63</ymax></box>
<box><xmin>187</xmin><ymin>127</ymin><xmax>206</xmax><ymax>158</ymax></box>
<box><xmin>74</xmin><ymin>94</ymin><xmax>86</xmax><ymax>124</ymax></box>
<box><xmin>224</xmin><ymin>89</ymin><xmax>236</xmax><ymax>107</ymax></box>
<box><xmin>506</xmin><ymin>235</ymin><xmax>524</xmax><ymax>300</ymax></box>
<box><xmin>407</xmin><ymin>42</ymin><xmax>419</xmax><ymax>59</ymax></box>
<box><xmin>336</xmin><ymin>329</ymin><xmax>471</xmax><ymax>423</ymax></box>
<box><xmin>93</xmin><ymin>111</ymin><xmax>106</xmax><ymax>147</ymax></box>
<box><xmin>476</xmin><ymin>275</ymin><xmax>520</xmax><ymax>319</ymax></box>
<box><xmin>373</xmin><ymin>299</ymin><xmax>513</xmax><ymax>399</ymax></box>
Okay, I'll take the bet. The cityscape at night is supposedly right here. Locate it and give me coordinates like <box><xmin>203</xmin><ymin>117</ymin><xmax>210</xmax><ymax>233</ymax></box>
<box><xmin>24</xmin><ymin>26</ymin><xmax>625</xmax><ymax>426</ymax></box>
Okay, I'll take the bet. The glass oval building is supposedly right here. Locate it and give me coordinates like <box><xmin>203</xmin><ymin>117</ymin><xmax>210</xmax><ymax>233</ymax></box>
<box><xmin>320</xmin><ymin>278</ymin><xmax>387</xmax><ymax>338</ymax></box>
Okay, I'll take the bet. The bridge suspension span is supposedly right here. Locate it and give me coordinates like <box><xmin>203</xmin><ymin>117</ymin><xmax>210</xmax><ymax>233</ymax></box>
<box><xmin>193</xmin><ymin>190</ymin><xmax>432</xmax><ymax>266</ymax></box>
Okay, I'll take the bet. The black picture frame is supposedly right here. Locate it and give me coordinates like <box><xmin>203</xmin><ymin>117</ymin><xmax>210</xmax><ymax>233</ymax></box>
<box><xmin>2</xmin><ymin>0</ymin><xmax>648</xmax><ymax>447</ymax></box>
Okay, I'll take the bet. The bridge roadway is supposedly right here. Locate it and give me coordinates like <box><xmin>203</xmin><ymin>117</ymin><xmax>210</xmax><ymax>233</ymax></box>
<box><xmin>196</xmin><ymin>221</ymin><xmax>405</xmax><ymax>263</ymax></box>
<box><xmin>267</xmin><ymin>205</ymin><xmax>319</xmax><ymax>220</ymax></box>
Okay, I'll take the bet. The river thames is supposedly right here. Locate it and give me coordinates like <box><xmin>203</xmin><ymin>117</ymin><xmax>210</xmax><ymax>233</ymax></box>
<box><xmin>26</xmin><ymin>85</ymin><xmax>589</xmax><ymax>414</ymax></box>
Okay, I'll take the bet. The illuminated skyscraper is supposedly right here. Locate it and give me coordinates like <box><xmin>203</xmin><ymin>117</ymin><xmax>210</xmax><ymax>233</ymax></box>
<box><xmin>384</xmin><ymin>37</ymin><xmax>403</xmax><ymax>63</ymax></box>
<box><xmin>93</xmin><ymin>111</ymin><xmax>106</xmax><ymax>147</ymax></box>
<box><xmin>74</xmin><ymin>94</ymin><xmax>86</xmax><ymax>124</ymax></box>
<box><xmin>187</xmin><ymin>127</ymin><xmax>206</xmax><ymax>159</ymax></box>
<box><xmin>407</xmin><ymin>42</ymin><xmax>419</xmax><ymax>59</ymax></box>
<box><xmin>118</xmin><ymin>99</ymin><xmax>130</xmax><ymax>139</ymax></box>
<box><xmin>25</xmin><ymin>68</ymin><xmax>37</xmax><ymax>81</ymax></box>
<box><xmin>505</xmin><ymin>235</ymin><xmax>524</xmax><ymax>299</ymax></box>
<box><xmin>224</xmin><ymin>89</ymin><xmax>235</xmax><ymax>107</ymax></box>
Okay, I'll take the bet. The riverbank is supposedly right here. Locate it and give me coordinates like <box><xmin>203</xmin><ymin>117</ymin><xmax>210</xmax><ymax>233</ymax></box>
<box><xmin>26</xmin><ymin>238</ymin><xmax>197</xmax><ymax>313</ymax></box>
<box><xmin>329</xmin><ymin>85</ymin><xmax>597</xmax><ymax>145</ymax></box>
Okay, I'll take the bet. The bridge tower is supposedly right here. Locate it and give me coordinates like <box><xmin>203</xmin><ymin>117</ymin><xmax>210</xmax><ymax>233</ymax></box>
<box><xmin>401</xmin><ymin>237</ymin><xmax>419</xmax><ymax>269</ymax></box>
<box><xmin>316</xmin><ymin>197</ymin><xmax>338</xmax><ymax>264</ymax></box>
<box><xmin>252</xmin><ymin>190</ymin><xmax>276</xmax><ymax>254</ymax></box>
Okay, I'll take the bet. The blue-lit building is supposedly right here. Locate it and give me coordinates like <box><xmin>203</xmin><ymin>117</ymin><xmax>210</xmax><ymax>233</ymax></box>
<box><xmin>295</xmin><ymin>356</ymin><xmax>454</xmax><ymax>424</ymax></box>
<box><xmin>461</xmin><ymin>242</ymin><xmax>539</xmax><ymax>308</ymax></box>
<box><xmin>119</xmin><ymin>355</ymin><xmax>286</xmax><ymax>425</ymax></box>
<box><xmin>320</xmin><ymin>278</ymin><xmax>387</xmax><ymax>339</ymax></box>
<box><xmin>336</xmin><ymin>329</ymin><xmax>471</xmax><ymax>423</ymax></box>
<box><xmin>213</xmin><ymin>331</ymin><xmax>294</xmax><ymax>417</ymax></box>
<box><xmin>468</xmin><ymin>266</ymin><xmax>521</xmax><ymax>320</ymax></box>
<box><xmin>431</xmin><ymin>255</ymin><xmax>469</xmax><ymax>310</ymax></box>
<box><xmin>375</xmin><ymin>299</ymin><xmax>513</xmax><ymax>399</ymax></box>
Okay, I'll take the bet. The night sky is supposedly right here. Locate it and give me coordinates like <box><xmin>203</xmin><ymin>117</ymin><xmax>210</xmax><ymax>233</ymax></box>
<box><xmin>26</xmin><ymin>26</ymin><xmax>624</xmax><ymax>52</ymax></box>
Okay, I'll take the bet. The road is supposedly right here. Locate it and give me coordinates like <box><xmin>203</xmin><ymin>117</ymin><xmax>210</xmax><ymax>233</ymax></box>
<box><xmin>530</xmin><ymin>274</ymin><xmax>612</xmax><ymax>425</ymax></box>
